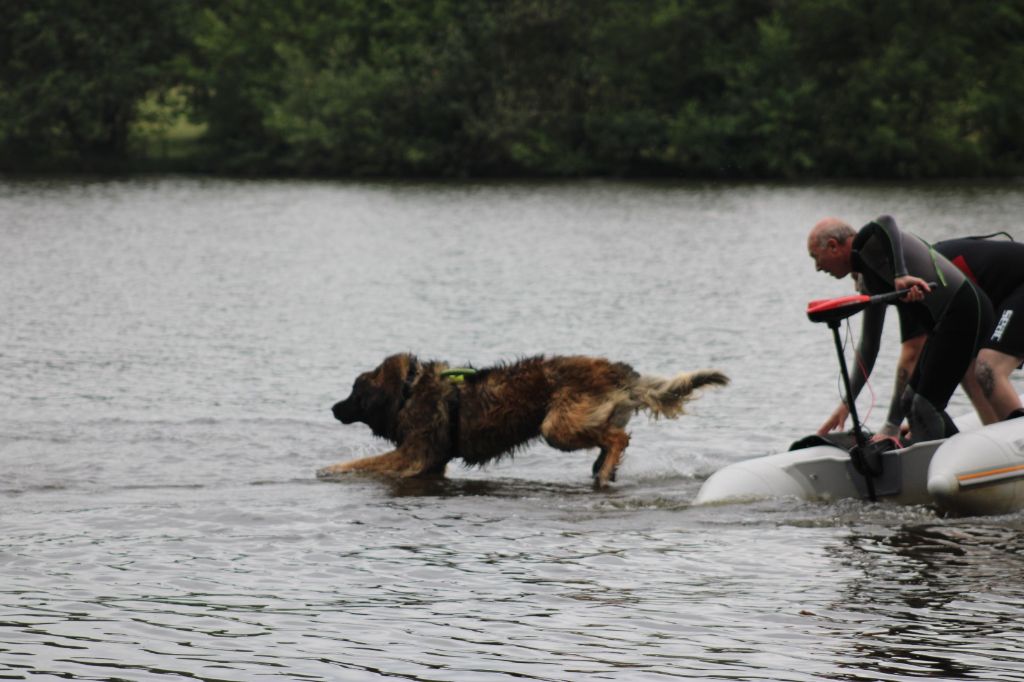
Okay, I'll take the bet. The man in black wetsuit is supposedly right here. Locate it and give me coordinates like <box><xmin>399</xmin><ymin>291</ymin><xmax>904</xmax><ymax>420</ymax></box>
<box><xmin>930</xmin><ymin>237</ymin><xmax>1024</xmax><ymax>422</ymax></box>
<box><xmin>807</xmin><ymin>216</ymin><xmax>993</xmax><ymax>444</ymax></box>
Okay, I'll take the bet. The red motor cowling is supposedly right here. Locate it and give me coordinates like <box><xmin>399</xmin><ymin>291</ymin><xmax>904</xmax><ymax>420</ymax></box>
<box><xmin>806</xmin><ymin>294</ymin><xmax>870</xmax><ymax>324</ymax></box>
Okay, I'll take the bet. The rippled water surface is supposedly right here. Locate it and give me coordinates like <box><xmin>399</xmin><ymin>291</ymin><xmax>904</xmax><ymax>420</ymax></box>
<box><xmin>2</xmin><ymin>177</ymin><xmax>1023</xmax><ymax>680</ymax></box>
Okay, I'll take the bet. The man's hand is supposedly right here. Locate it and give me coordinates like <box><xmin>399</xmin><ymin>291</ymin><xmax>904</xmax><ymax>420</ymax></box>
<box><xmin>894</xmin><ymin>275</ymin><xmax>931</xmax><ymax>302</ymax></box>
<box><xmin>817</xmin><ymin>403</ymin><xmax>850</xmax><ymax>435</ymax></box>
<box><xmin>869</xmin><ymin>420</ymin><xmax>902</xmax><ymax>444</ymax></box>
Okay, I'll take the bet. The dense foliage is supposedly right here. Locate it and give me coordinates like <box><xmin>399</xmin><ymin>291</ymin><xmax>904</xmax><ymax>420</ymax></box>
<box><xmin>2</xmin><ymin>0</ymin><xmax>1023</xmax><ymax>178</ymax></box>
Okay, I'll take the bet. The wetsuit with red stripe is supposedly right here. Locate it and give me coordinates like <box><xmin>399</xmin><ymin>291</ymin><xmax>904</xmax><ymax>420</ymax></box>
<box><xmin>933</xmin><ymin>237</ymin><xmax>1024</xmax><ymax>360</ymax></box>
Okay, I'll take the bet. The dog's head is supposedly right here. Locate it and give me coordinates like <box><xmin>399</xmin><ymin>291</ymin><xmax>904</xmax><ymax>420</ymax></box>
<box><xmin>332</xmin><ymin>353</ymin><xmax>419</xmax><ymax>440</ymax></box>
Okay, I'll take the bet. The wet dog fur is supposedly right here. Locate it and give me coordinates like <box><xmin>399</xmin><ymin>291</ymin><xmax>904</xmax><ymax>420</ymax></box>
<box><xmin>318</xmin><ymin>353</ymin><xmax>728</xmax><ymax>488</ymax></box>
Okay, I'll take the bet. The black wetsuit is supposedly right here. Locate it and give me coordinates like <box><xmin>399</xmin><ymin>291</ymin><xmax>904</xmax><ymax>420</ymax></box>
<box><xmin>851</xmin><ymin>216</ymin><xmax>993</xmax><ymax>441</ymax></box>
<box><xmin>932</xmin><ymin>237</ymin><xmax>1024</xmax><ymax>360</ymax></box>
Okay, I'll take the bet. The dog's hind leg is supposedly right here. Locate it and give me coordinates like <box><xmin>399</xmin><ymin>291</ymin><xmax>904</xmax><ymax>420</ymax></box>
<box><xmin>317</xmin><ymin>448</ymin><xmax>444</xmax><ymax>480</ymax></box>
<box><xmin>591</xmin><ymin>402</ymin><xmax>635</xmax><ymax>481</ymax></box>
<box><xmin>592</xmin><ymin>429</ymin><xmax>630</xmax><ymax>489</ymax></box>
<box><xmin>590</xmin><ymin>446</ymin><xmax>623</xmax><ymax>483</ymax></box>
<box><xmin>542</xmin><ymin>393</ymin><xmax>632</xmax><ymax>488</ymax></box>
<box><xmin>591</xmin><ymin>448</ymin><xmax>608</xmax><ymax>478</ymax></box>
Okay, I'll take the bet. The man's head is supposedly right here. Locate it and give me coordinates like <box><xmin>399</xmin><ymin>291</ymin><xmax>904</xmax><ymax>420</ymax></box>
<box><xmin>807</xmin><ymin>218</ymin><xmax>856</xmax><ymax>279</ymax></box>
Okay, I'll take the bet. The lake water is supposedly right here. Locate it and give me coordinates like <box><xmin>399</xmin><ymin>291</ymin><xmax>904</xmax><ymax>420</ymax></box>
<box><xmin>1</xmin><ymin>177</ymin><xmax>1023</xmax><ymax>681</ymax></box>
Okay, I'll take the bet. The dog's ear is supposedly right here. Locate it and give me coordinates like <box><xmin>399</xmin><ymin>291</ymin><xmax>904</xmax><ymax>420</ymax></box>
<box><xmin>378</xmin><ymin>354</ymin><xmax>410</xmax><ymax>385</ymax></box>
<box><xmin>387</xmin><ymin>352</ymin><xmax>419</xmax><ymax>377</ymax></box>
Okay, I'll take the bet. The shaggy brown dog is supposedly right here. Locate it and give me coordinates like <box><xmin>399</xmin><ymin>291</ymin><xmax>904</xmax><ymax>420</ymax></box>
<box><xmin>318</xmin><ymin>353</ymin><xmax>728</xmax><ymax>488</ymax></box>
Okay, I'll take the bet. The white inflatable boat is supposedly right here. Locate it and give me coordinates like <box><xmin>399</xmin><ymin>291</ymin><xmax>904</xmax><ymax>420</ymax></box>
<box><xmin>695</xmin><ymin>290</ymin><xmax>1024</xmax><ymax>517</ymax></box>
<box><xmin>694</xmin><ymin>413</ymin><xmax>1024</xmax><ymax>516</ymax></box>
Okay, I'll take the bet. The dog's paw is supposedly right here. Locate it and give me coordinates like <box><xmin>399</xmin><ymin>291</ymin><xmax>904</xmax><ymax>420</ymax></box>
<box><xmin>592</xmin><ymin>470</ymin><xmax>617</xmax><ymax>489</ymax></box>
<box><xmin>316</xmin><ymin>463</ymin><xmax>352</xmax><ymax>479</ymax></box>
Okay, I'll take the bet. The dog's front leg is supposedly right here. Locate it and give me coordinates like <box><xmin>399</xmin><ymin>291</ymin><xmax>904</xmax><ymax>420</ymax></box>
<box><xmin>316</xmin><ymin>447</ymin><xmax>445</xmax><ymax>480</ymax></box>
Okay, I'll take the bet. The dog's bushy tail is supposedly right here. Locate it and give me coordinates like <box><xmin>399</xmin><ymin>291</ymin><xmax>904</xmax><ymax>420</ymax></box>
<box><xmin>632</xmin><ymin>369</ymin><xmax>729</xmax><ymax>419</ymax></box>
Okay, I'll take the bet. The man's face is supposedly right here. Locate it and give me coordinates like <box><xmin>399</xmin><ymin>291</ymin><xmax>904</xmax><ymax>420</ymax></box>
<box><xmin>808</xmin><ymin>236</ymin><xmax>851</xmax><ymax>279</ymax></box>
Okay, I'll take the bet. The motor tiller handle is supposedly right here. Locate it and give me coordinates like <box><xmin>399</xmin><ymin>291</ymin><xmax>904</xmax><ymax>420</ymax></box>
<box><xmin>806</xmin><ymin>283</ymin><xmax>938</xmax><ymax>324</ymax></box>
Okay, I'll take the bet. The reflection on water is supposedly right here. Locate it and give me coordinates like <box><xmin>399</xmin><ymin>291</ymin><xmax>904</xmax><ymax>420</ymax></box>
<box><xmin>1</xmin><ymin>177</ymin><xmax>1023</xmax><ymax>681</ymax></box>
<box><xmin>380</xmin><ymin>473</ymin><xmax>600</xmax><ymax>499</ymax></box>
<box><xmin>827</xmin><ymin>524</ymin><xmax>1024</xmax><ymax>680</ymax></box>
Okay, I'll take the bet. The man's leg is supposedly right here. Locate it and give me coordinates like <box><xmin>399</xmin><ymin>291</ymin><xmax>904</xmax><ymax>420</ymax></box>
<box><xmin>976</xmin><ymin>348</ymin><xmax>1024</xmax><ymax>420</ymax></box>
<box><xmin>907</xmin><ymin>283</ymin><xmax>989</xmax><ymax>443</ymax></box>
<box><xmin>960</xmin><ymin>359</ymin><xmax>1001</xmax><ymax>425</ymax></box>
<box><xmin>902</xmin><ymin>387</ymin><xmax>954</xmax><ymax>443</ymax></box>
<box><xmin>981</xmin><ymin>289</ymin><xmax>1024</xmax><ymax>420</ymax></box>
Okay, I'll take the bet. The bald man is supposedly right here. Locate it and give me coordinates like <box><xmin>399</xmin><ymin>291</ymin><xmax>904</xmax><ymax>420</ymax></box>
<box><xmin>807</xmin><ymin>215</ymin><xmax>993</xmax><ymax>444</ymax></box>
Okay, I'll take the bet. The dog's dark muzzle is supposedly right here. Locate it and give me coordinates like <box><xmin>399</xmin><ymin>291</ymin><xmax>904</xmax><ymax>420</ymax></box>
<box><xmin>332</xmin><ymin>397</ymin><xmax>358</xmax><ymax>423</ymax></box>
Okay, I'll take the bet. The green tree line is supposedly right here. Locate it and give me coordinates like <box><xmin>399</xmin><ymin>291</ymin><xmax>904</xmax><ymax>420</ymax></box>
<box><xmin>2</xmin><ymin>0</ymin><xmax>1022</xmax><ymax>178</ymax></box>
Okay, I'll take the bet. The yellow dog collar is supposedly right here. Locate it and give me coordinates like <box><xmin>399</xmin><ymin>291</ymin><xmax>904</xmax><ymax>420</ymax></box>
<box><xmin>440</xmin><ymin>368</ymin><xmax>477</xmax><ymax>383</ymax></box>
